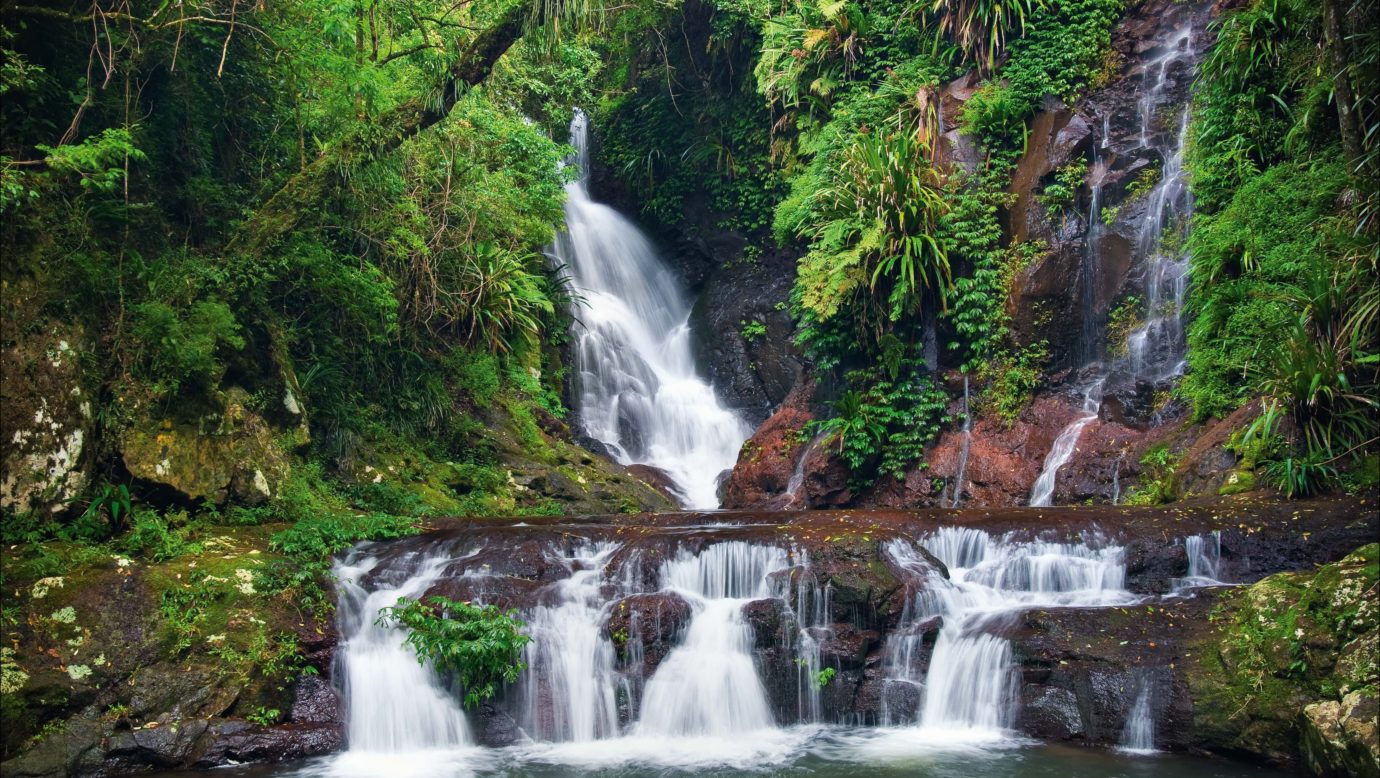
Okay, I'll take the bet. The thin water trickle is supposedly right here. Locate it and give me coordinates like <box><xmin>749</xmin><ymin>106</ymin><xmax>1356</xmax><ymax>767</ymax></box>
<box><xmin>947</xmin><ymin>376</ymin><xmax>973</xmax><ymax>509</ymax></box>
<box><xmin>552</xmin><ymin>111</ymin><xmax>749</xmax><ymax>509</ymax></box>
<box><xmin>1029</xmin><ymin>18</ymin><xmax>1198</xmax><ymax>506</ymax></box>
<box><xmin>1118</xmin><ymin>681</ymin><xmax>1157</xmax><ymax>754</ymax></box>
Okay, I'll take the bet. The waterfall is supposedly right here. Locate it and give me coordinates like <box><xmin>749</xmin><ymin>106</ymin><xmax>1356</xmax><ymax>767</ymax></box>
<box><xmin>1029</xmin><ymin>378</ymin><xmax>1105</xmax><ymax>507</ymax></box>
<box><xmin>1174</xmin><ymin>530</ymin><xmax>1225</xmax><ymax>590</ymax></box>
<box><xmin>520</xmin><ymin>542</ymin><xmax>622</xmax><ymax>742</ymax></box>
<box><xmin>327</xmin><ymin>549</ymin><xmax>478</xmax><ymax>777</ymax></box>
<box><xmin>876</xmin><ymin>530</ymin><xmax>1134</xmax><ymax>741</ymax></box>
<box><xmin>947</xmin><ymin>376</ymin><xmax>973</xmax><ymax>508</ymax></box>
<box><xmin>551</xmin><ymin>111</ymin><xmax>749</xmax><ymax>509</ymax></box>
<box><xmin>1118</xmin><ymin>681</ymin><xmax>1156</xmax><ymax>753</ymax></box>
<box><xmin>783</xmin><ymin>431</ymin><xmax>827</xmax><ymax>510</ymax></box>
<box><xmin>634</xmin><ymin>542</ymin><xmax>788</xmax><ymax>737</ymax></box>
<box><xmin>1029</xmin><ymin>18</ymin><xmax>1198</xmax><ymax>506</ymax></box>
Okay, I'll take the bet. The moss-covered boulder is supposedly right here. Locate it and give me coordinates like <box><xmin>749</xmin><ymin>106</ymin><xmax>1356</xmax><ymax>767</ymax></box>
<box><xmin>1303</xmin><ymin>691</ymin><xmax>1380</xmax><ymax>778</ymax></box>
<box><xmin>1</xmin><ymin>313</ymin><xmax>94</xmax><ymax>516</ymax></box>
<box><xmin>1186</xmin><ymin>543</ymin><xmax>1379</xmax><ymax>774</ymax></box>
<box><xmin>120</xmin><ymin>387</ymin><xmax>290</xmax><ymax>505</ymax></box>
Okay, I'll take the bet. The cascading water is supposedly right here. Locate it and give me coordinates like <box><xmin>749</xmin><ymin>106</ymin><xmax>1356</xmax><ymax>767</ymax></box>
<box><xmin>1118</xmin><ymin>680</ymin><xmax>1157</xmax><ymax>753</ymax></box>
<box><xmin>782</xmin><ymin>431</ymin><xmax>827</xmax><ymax>510</ymax></box>
<box><xmin>1030</xmin><ymin>379</ymin><xmax>1105</xmax><ymax>507</ymax></box>
<box><xmin>327</xmin><ymin>549</ymin><xmax>478</xmax><ymax>777</ymax></box>
<box><xmin>520</xmin><ymin>542</ymin><xmax>622</xmax><ymax>742</ymax></box>
<box><xmin>1173</xmin><ymin>530</ymin><xmax>1226</xmax><ymax>590</ymax></box>
<box><xmin>1029</xmin><ymin>19</ymin><xmax>1199</xmax><ymax>506</ymax></box>
<box><xmin>551</xmin><ymin>111</ymin><xmax>749</xmax><ymax>509</ymax></box>
<box><xmin>635</xmin><ymin>542</ymin><xmax>788</xmax><ymax>737</ymax></box>
<box><xmin>881</xmin><ymin>530</ymin><xmax>1136</xmax><ymax>742</ymax></box>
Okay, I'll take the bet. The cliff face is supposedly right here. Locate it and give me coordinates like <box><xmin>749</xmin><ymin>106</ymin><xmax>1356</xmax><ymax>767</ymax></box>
<box><xmin>721</xmin><ymin>0</ymin><xmax>1241</xmax><ymax>512</ymax></box>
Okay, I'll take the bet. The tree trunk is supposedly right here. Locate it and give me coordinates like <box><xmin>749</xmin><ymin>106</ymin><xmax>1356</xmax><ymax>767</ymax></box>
<box><xmin>1321</xmin><ymin>0</ymin><xmax>1363</xmax><ymax>171</ymax></box>
<box><xmin>226</xmin><ymin>1</ymin><xmax>527</xmax><ymax>257</ymax></box>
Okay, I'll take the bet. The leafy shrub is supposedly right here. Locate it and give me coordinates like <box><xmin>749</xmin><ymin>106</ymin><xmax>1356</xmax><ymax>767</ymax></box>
<box><xmin>813</xmin><ymin>353</ymin><xmax>950</xmax><ymax>486</ymax></box>
<box><xmin>120</xmin><ymin>509</ymin><xmax>194</xmax><ymax>561</ymax></box>
<box><xmin>129</xmin><ymin>300</ymin><xmax>245</xmax><ymax>397</ymax></box>
<box><xmin>1122</xmin><ymin>444</ymin><xmax>1178</xmax><ymax>505</ymax></box>
<box><xmin>377</xmin><ymin>596</ymin><xmax>531</xmax><ymax>709</ymax></box>
<box><xmin>960</xmin><ymin>83</ymin><xmax>1027</xmax><ymax>146</ymax></box>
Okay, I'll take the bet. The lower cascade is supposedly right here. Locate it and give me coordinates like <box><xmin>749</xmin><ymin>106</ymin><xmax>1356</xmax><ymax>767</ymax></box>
<box><xmin>298</xmin><ymin>518</ymin><xmax>1254</xmax><ymax>776</ymax></box>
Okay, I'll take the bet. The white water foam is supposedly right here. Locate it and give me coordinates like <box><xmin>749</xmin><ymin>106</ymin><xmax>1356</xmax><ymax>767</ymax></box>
<box><xmin>552</xmin><ymin>111</ymin><xmax>749</xmax><ymax>508</ymax></box>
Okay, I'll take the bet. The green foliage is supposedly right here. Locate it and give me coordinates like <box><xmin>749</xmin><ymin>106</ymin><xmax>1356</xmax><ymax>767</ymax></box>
<box><xmin>120</xmin><ymin>510</ymin><xmax>196</xmax><ymax>562</ymax></box>
<box><xmin>1104</xmin><ymin>296</ymin><xmax>1143</xmax><ymax>358</ymax></box>
<box><xmin>129</xmin><ymin>301</ymin><xmax>245</xmax><ymax>396</ymax></box>
<box><xmin>813</xmin><ymin>353</ymin><xmax>950</xmax><ymax>486</ymax></box>
<box><xmin>960</xmin><ymin>83</ymin><xmax>1028</xmax><ymax>146</ymax></box>
<box><xmin>741</xmin><ymin>319</ymin><xmax>768</xmax><ymax>341</ymax></box>
<box><xmin>66</xmin><ymin>484</ymin><xmax>133</xmax><ymax>542</ymax></box>
<box><xmin>976</xmin><ymin>338</ymin><xmax>1049</xmax><ymax>426</ymax></box>
<box><xmin>1037</xmin><ymin>157</ymin><xmax>1088</xmax><ymax>212</ymax></box>
<box><xmin>921</xmin><ymin>0</ymin><xmax>1038</xmax><ymax>73</ymax></box>
<box><xmin>264</xmin><ymin>497</ymin><xmax>418</xmax><ymax>610</ymax></box>
<box><xmin>795</xmin><ymin>128</ymin><xmax>951</xmax><ymax>332</ymax></box>
<box><xmin>247</xmin><ymin>706</ymin><xmax>282</xmax><ymax>726</ymax></box>
<box><xmin>1122</xmin><ymin>443</ymin><xmax>1178</xmax><ymax>505</ymax></box>
<box><xmin>1182</xmin><ymin>161</ymin><xmax>1353</xmax><ymax>419</ymax></box>
<box><xmin>378</xmin><ymin>596</ymin><xmax>531</xmax><ymax>709</ymax></box>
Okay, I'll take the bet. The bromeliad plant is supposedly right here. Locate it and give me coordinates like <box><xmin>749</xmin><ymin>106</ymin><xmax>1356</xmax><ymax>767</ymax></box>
<box><xmin>794</xmin><ymin>127</ymin><xmax>951</xmax><ymax>350</ymax></box>
<box><xmin>377</xmin><ymin>596</ymin><xmax>532</xmax><ymax>709</ymax></box>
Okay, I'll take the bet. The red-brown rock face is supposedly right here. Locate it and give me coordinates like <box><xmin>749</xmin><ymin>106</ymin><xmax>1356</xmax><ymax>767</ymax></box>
<box><xmin>720</xmin><ymin>380</ymin><xmax>816</xmax><ymax>509</ymax></box>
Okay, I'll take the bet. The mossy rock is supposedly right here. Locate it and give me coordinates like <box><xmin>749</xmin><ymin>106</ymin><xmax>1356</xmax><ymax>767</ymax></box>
<box><xmin>1217</xmin><ymin>467</ymin><xmax>1256</xmax><ymax>496</ymax></box>
<box><xmin>1185</xmin><ymin>543</ymin><xmax>1380</xmax><ymax>772</ymax></box>
<box><xmin>120</xmin><ymin>388</ymin><xmax>290</xmax><ymax>506</ymax></box>
<box><xmin>0</xmin><ymin>317</ymin><xmax>94</xmax><ymax>516</ymax></box>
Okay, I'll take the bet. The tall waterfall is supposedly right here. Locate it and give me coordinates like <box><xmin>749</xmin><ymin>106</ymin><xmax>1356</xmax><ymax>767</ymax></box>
<box><xmin>551</xmin><ymin>111</ymin><xmax>750</xmax><ymax>509</ymax></box>
<box><xmin>1029</xmin><ymin>19</ymin><xmax>1198</xmax><ymax>506</ymax></box>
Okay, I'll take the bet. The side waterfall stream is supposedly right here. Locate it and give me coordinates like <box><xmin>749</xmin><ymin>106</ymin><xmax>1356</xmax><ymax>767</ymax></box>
<box><xmin>1029</xmin><ymin>15</ymin><xmax>1198</xmax><ymax>506</ymax></box>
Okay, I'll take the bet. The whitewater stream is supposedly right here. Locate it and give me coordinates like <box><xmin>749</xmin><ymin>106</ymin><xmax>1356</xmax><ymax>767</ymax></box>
<box><xmin>152</xmin><ymin>521</ymin><xmax>1282</xmax><ymax>778</ymax></box>
<box><xmin>550</xmin><ymin>111</ymin><xmax>749</xmax><ymax>510</ymax></box>
<box><xmin>1029</xmin><ymin>14</ymin><xmax>1199</xmax><ymax>507</ymax></box>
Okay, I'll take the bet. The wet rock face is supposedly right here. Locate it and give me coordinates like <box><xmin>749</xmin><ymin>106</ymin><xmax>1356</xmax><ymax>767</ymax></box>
<box><xmin>688</xmin><ymin>242</ymin><xmax>804</xmax><ymax>426</ymax></box>
<box><xmin>0</xmin><ymin>318</ymin><xmax>94</xmax><ymax>516</ymax></box>
<box><xmin>605</xmin><ymin>592</ymin><xmax>693</xmax><ymax>673</ymax></box>
<box><xmin>721</xmin><ymin>380</ymin><xmax>815</xmax><ymax>509</ymax></box>
<box><xmin>1011</xmin><ymin>603</ymin><xmax>1201</xmax><ymax>748</ymax></box>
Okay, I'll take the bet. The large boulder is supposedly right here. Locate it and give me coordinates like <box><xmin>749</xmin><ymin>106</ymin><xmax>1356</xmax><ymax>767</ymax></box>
<box><xmin>1302</xmin><ymin>692</ymin><xmax>1380</xmax><ymax>778</ymax></box>
<box><xmin>1</xmin><ymin>317</ymin><xmax>94</xmax><ymax>516</ymax></box>
<box><xmin>119</xmin><ymin>387</ymin><xmax>291</xmax><ymax>506</ymax></box>
<box><xmin>720</xmin><ymin>380</ymin><xmax>816</xmax><ymax>509</ymax></box>
<box><xmin>604</xmin><ymin>592</ymin><xmax>693</xmax><ymax>674</ymax></box>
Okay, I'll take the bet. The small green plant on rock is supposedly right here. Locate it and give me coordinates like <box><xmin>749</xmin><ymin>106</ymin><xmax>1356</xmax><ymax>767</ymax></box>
<box><xmin>1037</xmin><ymin>157</ymin><xmax>1088</xmax><ymax>213</ymax></box>
<box><xmin>1122</xmin><ymin>443</ymin><xmax>1178</xmax><ymax>505</ymax></box>
<box><xmin>741</xmin><ymin>319</ymin><xmax>768</xmax><ymax>342</ymax></box>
